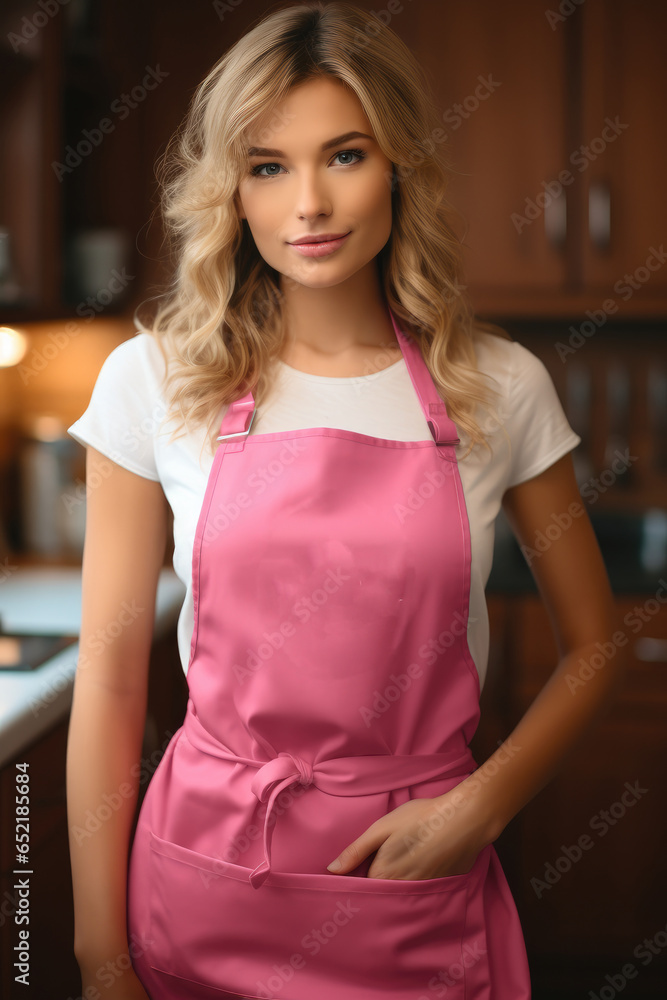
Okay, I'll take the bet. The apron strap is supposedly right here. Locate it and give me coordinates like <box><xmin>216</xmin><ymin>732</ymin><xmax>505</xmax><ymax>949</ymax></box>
<box><xmin>388</xmin><ymin>309</ymin><xmax>461</xmax><ymax>447</ymax></box>
<box><xmin>213</xmin><ymin>308</ymin><xmax>460</xmax><ymax>453</ymax></box>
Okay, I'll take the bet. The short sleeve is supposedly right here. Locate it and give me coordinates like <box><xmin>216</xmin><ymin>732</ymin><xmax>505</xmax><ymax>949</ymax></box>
<box><xmin>67</xmin><ymin>334</ymin><xmax>163</xmax><ymax>482</ymax></box>
<box><xmin>505</xmin><ymin>343</ymin><xmax>582</xmax><ymax>489</ymax></box>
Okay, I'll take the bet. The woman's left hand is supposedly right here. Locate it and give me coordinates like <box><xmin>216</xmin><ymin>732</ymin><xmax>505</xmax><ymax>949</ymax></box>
<box><xmin>326</xmin><ymin>785</ymin><xmax>494</xmax><ymax>880</ymax></box>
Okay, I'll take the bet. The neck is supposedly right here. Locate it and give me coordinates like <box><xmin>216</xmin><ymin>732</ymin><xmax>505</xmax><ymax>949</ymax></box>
<box><xmin>278</xmin><ymin>259</ymin><xmax>397</xmax><ymax>356</ymax></box>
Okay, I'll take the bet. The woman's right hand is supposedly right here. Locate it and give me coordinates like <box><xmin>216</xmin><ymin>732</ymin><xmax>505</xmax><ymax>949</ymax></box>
<box><xmin>80</xmin><ymin>964</ymin><xmax>152</xmax><ymax>1000</ymax></box>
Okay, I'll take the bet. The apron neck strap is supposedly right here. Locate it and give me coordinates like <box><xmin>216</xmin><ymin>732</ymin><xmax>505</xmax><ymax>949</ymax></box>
<box><xmin>388</xmin><ymin>308</ymin><xmax>460</xmax><ymax>446</ymax></box>
<box><xmin>215</xmin><ymin>307</ymin><xmax>460</xmax><ymax>447</ymax></box>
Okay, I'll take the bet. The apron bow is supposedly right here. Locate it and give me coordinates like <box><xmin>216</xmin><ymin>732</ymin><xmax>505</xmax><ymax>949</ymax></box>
<box><xmin>182</xmin><ymin>709</ymin><xmax>475</xmax><ymax>889</ymax></box>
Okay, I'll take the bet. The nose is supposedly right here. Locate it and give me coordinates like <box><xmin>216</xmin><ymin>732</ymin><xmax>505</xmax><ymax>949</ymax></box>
<box><xmin>293</xmin><ymin>168</ymin><xmax>332</xmax><ymax>221</ymax></box>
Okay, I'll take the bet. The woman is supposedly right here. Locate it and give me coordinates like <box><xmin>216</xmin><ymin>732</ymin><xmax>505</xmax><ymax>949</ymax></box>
<box><xmin>66</xmin><ymin>3</ymin><xmax>625</xmax><ymax>998</ymax></box>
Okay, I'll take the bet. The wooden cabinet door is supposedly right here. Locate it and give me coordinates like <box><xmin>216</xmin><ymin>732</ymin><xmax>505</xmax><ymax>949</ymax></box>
<box><xmin>416</xmin><ymin>0</ymin><xmax>569</xmax><ymax>297</ymax></box>
<box><xmin>580</xmin><ymin>0</ymin><xmax>667</xmax><ymax>296</ymax></box>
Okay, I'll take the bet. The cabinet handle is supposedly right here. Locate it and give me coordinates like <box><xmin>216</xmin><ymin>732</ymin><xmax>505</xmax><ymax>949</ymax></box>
<box><xmin>633</xmin><ymin>637</ymin><xmax>667</xmax><ymax>663</ymax></box>
<box><xmin>588</xmin><ymin>180</ymin><xmax>611</xmax><ymax>249</ymax></box>
<box><xmin>544</xmin><ymin>188</ymin><xmax>567</xmax><ymax>248</ymax></box>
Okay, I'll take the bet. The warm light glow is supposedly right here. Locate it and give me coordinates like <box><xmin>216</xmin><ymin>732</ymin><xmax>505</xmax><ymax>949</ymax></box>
<box><xmin>31</xmin><ymin>415</ymin><xmax>65</xmax><ymax>441</ymax></box>
<box><xmin>0</xmin><ymin>326</ymin><xmax>28</xmax><ymax>367</ymax></box>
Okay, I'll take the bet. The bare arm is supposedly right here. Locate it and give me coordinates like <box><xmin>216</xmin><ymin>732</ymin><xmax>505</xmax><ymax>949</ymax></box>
<box><xmin>458</xmin><ymin>451</ymin><xmax>629</xmax><ymax>839</ymax></box>
<box><xmin>66</xmin><ymin>445</ymin><xmax>169</xmax><ymax>970</ymax></box>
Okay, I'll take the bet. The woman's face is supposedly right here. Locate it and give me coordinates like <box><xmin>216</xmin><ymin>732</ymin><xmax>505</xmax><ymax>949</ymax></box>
<box><xmin>235</xmin><ymin>76</ymin><xmax>394</xmax><ymax>289</ymax></box>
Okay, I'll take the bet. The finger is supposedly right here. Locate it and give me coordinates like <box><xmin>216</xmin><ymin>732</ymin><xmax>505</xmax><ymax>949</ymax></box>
<box><xmin>327</xmin><ymin>828</ymin><xmax>386</xmax><ymax>874</ymax></box>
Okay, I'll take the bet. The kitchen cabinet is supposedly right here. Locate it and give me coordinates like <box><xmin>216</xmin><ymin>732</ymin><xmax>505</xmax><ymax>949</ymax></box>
<box><xmin>579</xmin><ymin>0</ymin><xmax>667</xmax><ymax>297</ymax></box>
<box><xmin>0</xmin><ymin>0</ymin><xmax>150</xmax><ymax>322</ymax></box>
<box><xmin>491</xmin><ymin>592</ymin><xmax>667</xmax><ymax>996</ymax></box>
<box><xmin>0</xmin><ymin>626</ymin><xmax>188</xmax><ymax>1000</ymax></box>
<box><xmin>0</xmin><ymin>4</ymin><xmax>62</xmax><ymax>315</ymax></box>
<box><xmin>4</xmin><ymin>0</ymin><xmax>665</xmax><ymax>323</ymax></box>
<box><xmin>416</xmin><ymin>0</ymin><xmax>667</xmax><ymax>318</ymax></box>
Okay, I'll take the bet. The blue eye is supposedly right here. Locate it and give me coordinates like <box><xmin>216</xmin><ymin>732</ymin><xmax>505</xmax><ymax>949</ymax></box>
<box><xmin>334</xmin><ymin>149</ymin><xmax>366</xmax><ymax>166</ymax></box>
<box><xmin>249</xmin><ymin>148</ymin><xmax>367</xmax><ymax>177</ymax></box>
<box><xmin>251</xmin><ymin>162</ymin><xmax>282</xmax><ymax>178</ymax></box>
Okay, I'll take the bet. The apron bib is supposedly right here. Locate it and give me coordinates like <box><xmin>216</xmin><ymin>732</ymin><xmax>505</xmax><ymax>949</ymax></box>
<box><xmin>127</xmin><ymin>308</ymin><xmax>531</xmax><ymax>999</ymax></box>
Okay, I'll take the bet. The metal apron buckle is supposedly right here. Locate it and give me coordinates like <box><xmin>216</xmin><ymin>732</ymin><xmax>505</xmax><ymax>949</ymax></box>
<box><xmin>216</xmin><ymin>400</ymin><xmax>257</xmax><ymax>441</ymax></box>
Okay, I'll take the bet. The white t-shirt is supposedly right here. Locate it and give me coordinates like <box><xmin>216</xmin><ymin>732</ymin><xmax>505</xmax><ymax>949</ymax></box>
<box><xmin>67</xmin><ymin>329</ymin><xmax>581</xmax><ymax>691</ymax></box>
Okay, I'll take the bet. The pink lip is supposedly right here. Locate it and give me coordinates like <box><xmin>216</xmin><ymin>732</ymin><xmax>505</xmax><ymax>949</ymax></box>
<box><xmin>288</xmin><ymin>232</ymin><xmax>351</xmax><ymax>258</ymax></box>
<box><xmin>290</xmin><ymin>232</ymin><xmax>350</xmax><ymax>244</ymax></box>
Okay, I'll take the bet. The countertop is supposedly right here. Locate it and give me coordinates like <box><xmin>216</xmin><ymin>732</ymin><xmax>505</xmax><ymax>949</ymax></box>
<box><xmin>0</xmin><ymin>566</ymin><xmax>186</xmax><ymax>769</ymax></box>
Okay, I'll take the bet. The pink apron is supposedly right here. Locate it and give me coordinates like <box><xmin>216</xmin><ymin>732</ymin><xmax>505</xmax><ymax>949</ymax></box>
<box><xmin>126</xmin><ymin>308</ymin><xmax>532</xmax><ymax>999</ymax></box>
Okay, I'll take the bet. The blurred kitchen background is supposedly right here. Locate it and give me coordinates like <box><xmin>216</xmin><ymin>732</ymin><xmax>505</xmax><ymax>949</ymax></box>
<box><xmin>0</xmin><ymin>0</ymin><xmax>666</xmax><ymax>997</ymax></box>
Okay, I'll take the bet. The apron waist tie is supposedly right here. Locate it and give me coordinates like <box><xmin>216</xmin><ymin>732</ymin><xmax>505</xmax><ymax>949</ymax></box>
<box><xmin>183</xmin><ymin>708</ymin><xmax>476</xmax><ymax>889</ymax></box>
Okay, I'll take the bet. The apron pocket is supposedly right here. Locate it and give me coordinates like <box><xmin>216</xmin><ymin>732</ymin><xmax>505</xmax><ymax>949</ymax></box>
<box><xmin>147</xmin><ymin>829</ymin><xmax>488</xmax><ymax>1000</ymax></box>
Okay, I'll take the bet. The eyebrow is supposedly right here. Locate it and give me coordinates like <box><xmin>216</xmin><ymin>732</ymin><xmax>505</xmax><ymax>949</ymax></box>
<box><xmin>245</xmin><ymin>130</ymin><xmax>375</xmax><ymax>158</ymax></box>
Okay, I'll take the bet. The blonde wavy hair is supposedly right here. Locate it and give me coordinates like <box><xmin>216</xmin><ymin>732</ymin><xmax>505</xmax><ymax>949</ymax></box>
<box><xmin>135</xmin><ymin>0</ymin><xmax>512</xmax><ymax>460</ymax></box>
